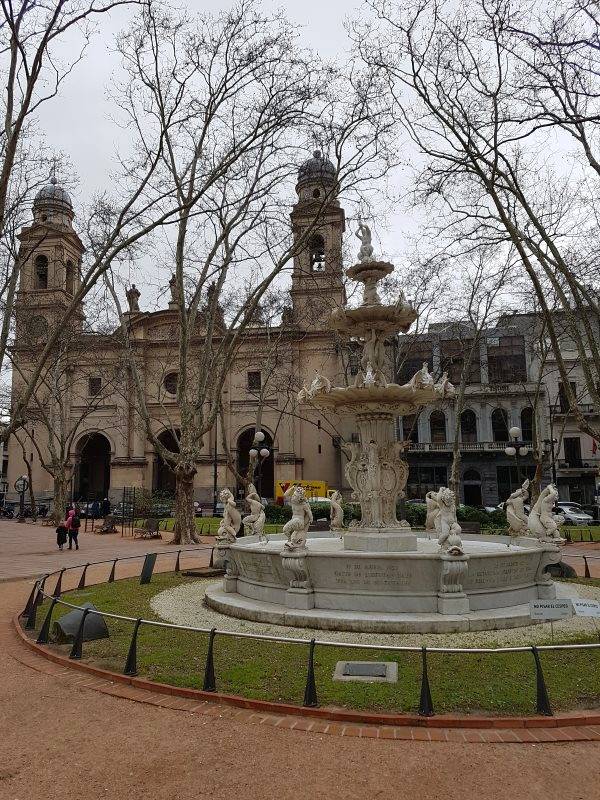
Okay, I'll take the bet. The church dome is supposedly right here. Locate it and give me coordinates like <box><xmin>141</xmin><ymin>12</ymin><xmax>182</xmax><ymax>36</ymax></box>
<box><xmin>34</xmin><ymin>176</ymin><xmax>72</xmax><ymax>211</ymax></box>
<box><xmin>297</xmin><ymin>150</ymin><xmax>336</xmax><ymax>187</ymax></box>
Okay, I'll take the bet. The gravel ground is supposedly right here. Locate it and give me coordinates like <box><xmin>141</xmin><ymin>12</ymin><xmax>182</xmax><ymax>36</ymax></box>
<box><xmin>150</xmin><ymin>579</ymin><xmax>600</xmax><ymax>648</ymax></box>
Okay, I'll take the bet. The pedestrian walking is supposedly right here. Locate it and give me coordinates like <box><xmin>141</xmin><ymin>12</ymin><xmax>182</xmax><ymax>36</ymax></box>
<box><xmin>65</xmin><ymin>508</ymin><xmax>81</xmax><ymax>550</ymax></box>
<box><xmin>101</xmin><ymin>497</ymin><xmax>110</xmax><ymax>517</ymax></box>
<box><xmin>91</xmin><ymin>500</ymin><xmax>100</xmax><ymax>519</ymax></box>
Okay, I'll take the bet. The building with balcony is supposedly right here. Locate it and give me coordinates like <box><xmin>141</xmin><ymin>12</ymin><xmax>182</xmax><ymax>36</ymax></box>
<box><xmin>396</xmin><ymin>322</ymin><xmax>542</xmax><ymax>506</ymax></box>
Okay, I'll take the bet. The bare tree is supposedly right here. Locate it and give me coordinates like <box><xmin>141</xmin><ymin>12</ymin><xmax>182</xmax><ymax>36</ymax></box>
<box><xmin>103</xmin><ymin>2</ymin><xmax>395</xmax><ymax>543</ymax></box>
<box><xmin>359</xmin><ymin>0</ymin><xmax>600</xmax><ymax>441</ymax></box>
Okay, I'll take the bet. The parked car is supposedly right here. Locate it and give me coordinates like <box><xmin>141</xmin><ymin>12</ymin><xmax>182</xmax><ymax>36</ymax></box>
<box><xmin>555</xmin><ymin>502</ymin><xmax>594</xmax><ymax>526</ymax></box>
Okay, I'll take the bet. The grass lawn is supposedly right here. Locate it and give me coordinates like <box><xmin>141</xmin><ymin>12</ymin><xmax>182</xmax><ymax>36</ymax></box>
<box><xmin>32</xmin><ymin>574</ymin><xmax>600</xmax><ymax>716</ymax></box>
<box><xmin>563</xmin><ymin>525</ymin><xmax>600</xmax><ymax>543</ymax></box>
<box><xmin>132</xmin><ymin>517</ymin><xmax>284</xmax><ymax>536</ymax></box>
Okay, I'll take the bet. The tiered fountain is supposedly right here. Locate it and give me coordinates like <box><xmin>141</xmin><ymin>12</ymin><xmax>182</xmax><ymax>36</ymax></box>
<box><xmin>206</xmin><ymin>226</ymin><xmax>564</xmax><ymax>632</ymax></box>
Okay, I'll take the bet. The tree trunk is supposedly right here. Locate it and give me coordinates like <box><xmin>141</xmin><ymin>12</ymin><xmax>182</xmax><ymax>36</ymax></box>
<box><xmin>171</xmin><ymin>462</ymin><xmax>199</xmax><ymax>545</ymax></box>
<box><xmin>25</xmin><ymin>460</ymin><xmax>37</xmax><ymax>522</ymax></box>
<box><xmin>52</xmin><ymin>472</ymin><xmax>69</xmax><ymax>525</ymax></box>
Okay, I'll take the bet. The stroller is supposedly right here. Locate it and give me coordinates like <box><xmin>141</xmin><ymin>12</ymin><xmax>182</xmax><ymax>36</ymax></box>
<box><xmin>56</xmin><ymin>525</ymin><xmax>68</xmax><ymax>550</ymax></box>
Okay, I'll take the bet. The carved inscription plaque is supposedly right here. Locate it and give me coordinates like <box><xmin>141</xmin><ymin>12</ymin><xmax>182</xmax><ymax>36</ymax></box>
<box><xmin>463</xmin><ymin>556</ymin><xmax>535</xmax><ymax>590</ymax></box>
<box><xmin>329</xmin><ymin>561</ymin><xmax>414</xmax><ymax>590</ymax></box>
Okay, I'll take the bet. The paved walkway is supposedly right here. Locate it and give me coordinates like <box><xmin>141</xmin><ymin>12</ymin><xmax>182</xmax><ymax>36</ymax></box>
<box><xmin>0</xmin><ymin>518</ymin><xmax>212</xmax><ymax>581</ymax></box>
<box><xmin>2</xmin><ymin>529</ymin><xmax>600</xmax><ymax>798</ymax></box>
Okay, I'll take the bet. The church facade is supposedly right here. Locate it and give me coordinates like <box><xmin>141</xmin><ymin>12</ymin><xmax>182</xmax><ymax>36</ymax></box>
<box><xmin>7</xmin><ymin>153</ymin><xmax>355</xmax><ymax>507</ymax></box>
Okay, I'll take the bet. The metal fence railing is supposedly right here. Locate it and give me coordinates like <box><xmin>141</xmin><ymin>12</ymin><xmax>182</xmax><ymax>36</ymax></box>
<box><xmin>18</xmin><ymin>547</ymin><xmax>600</xmax><ymax>719</ymax></box>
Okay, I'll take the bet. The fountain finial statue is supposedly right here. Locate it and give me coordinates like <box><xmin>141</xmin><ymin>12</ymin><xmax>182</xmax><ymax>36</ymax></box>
<box><xmin>356</xmin><ymin>219</ymin><xmax>374</xmax><ymax>263</ymax></box>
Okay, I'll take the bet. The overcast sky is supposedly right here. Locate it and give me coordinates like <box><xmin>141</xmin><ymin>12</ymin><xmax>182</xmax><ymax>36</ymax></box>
<box><xmin>36</xmin><ymin>0</ymin><xmax>414</xmax><ymax>303</ymax></box>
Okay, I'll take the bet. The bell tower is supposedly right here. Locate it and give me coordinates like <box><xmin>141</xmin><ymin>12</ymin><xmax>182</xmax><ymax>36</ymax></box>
<box><xmin>14</xmin><ymin>174</ymin><xmax>85</xmax><ymax>345</ymax></box>
<box><xmin>290</xmin><ymin>151</ymin><xmax>345</xmax><ymax>328</ymax></box>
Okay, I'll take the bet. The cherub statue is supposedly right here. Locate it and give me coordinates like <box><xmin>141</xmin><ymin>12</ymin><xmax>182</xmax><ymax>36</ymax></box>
<box><xmin>242</xmin><ymin>483</ymin><xmax>266</xmax><ymax>542</ymax></box>
<box><xmin>356</xmin><ymin>220</ymin><xmax>374</xmax><ymax>263</ymax></box>
<box><xmin>282</xmin><ymin>484</ymin><xmax>313</xmax><ymax>551</ymax></box>
<box><xmin>434</xmin><ymin>487</ymin><xmax>464</xmax><ymax>555</ymax></box>
<box><xmin>126</xmin><ymin>284</ymin><xmax>140</xmax><ymax>312</ymax></box>
<box><xmin>308</xmin><ymin>371</ymin><xmax>331</xmax><ymax>396</ymax></box>
<box><xmin>505</xmin><ymin>479</ymin><xmax>530</xmax><ymax>537</ymax></box>
<box><xmin>527</xmin><ymin>483</ymin><xmax>565</xmax><ymax>543</ymax></box>
<box><xmin>361</xmin><ymin>328</ymin><xmax>386</xmax><ymax>374</ymax></box>
<box><xmin>216</xmin><ymin>488</ymin><xmax>241</xmax><ymax>544</ymax></box>
<box><xmin>406</xmin><ymin>362</ymin><xmax>435</xmax><ymax>391</ymax></box>
<box><xmin>425</xmin><ymin>490</ymin><xmax>440</xmax><ymax>531</ymax></box>
<box><xmin>329</xmin><ymin>490</ymin><xmax>344</xmax><ymax>533</ymax></box>
<box><xmin>434</xmin><ymin>371</ymin><xmax>455</xmax><ymax>398</ymax></box>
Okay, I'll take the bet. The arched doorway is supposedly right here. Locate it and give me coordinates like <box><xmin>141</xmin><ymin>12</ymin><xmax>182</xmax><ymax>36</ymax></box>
<box><xmin>236</xmin><ymin>428</ymin><xmax>274</xmax><ymax>499</ymax></box>
<box><xmin>154</xmin><ymin>429</ymin><xmax>180</xmax><ymax>496</ymax></box>
<box><xmin>75</xmin><ymin>433</ymin><xmax>111</xmax><ymax>500</ymax></box>
<box><xmin>463</xmin><ymin>468</ymin><xmax>482</xmax><ymax>507</ymax></box>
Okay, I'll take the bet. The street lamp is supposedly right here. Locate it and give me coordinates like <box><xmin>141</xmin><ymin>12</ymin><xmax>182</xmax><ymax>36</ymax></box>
<box><xmin>505</xmin><ymin>426</ymin><xmax>529</xmax><ymax>486</ymax></box>
<box><xmin>249</xmin><ymin>430</ymin><xmax>270</xmax><ymax>497</ymax></box>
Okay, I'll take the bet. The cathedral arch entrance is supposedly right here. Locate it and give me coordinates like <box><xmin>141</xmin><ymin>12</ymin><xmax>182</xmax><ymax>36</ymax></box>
<box><xmin>153</xmin><ymin>429</ymin><xmax>180</xmax><ymax>496</ymax></box>
<box><xmin>236</xmin><ymin>428</ymin><xmax>274</xmax><ymax>500</ymax></box>
<box><xmin>75</xmin><ymin>433</ymin><xmax>111</xmax><ymax>500</ymax></box>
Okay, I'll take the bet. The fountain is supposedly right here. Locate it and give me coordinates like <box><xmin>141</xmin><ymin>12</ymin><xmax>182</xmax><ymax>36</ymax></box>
<box><xmin>205</xmin><ymin>226</ymin><xmax>564</xmax><ymax>633</ymax></box>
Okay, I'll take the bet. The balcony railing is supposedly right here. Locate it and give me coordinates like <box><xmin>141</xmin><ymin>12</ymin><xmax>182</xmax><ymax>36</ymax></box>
<box><xmin>555</xmin><ymin>403</ymin><xmax>599</xmax><ymax>416</ymax></box>
<box><xmin>558</xmin><ymin>458</ymin><xmax>600</xmax><ymax>471</ymax></box>
<box><xmin>408</xmin><ymin>441</ymin><xmax>533</xmax><ymax>453</ymax></box>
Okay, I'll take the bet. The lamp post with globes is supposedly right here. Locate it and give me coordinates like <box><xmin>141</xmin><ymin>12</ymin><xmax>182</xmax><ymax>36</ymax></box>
<box><xmin>249</xmin><ymin>430</ymin><xmax>270</xmax><ymax>498</ymax></box>
<box><xmin>505</xmin><ymin>426</ymin><xmax>530</xmax><ymax>489</ymax></box>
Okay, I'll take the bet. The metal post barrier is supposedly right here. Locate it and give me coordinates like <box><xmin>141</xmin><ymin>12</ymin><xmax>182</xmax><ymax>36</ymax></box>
<box><xmin>77</xmin><ymin>563</ymin><xmax>90</xmax><ymax>590</ymax></box>
<box><xmin>303</xmin><ymin>638</ymin><xmax>318</xmax><ymax>707</ymax></box>
<box><xmin>532</xmin><ymin>646</ymin><xmax>553</xmax><ymax>716</ymax></box>
<box><xmin>175</xmin><ymin>550</ymin><xmax>181</xmax><ymax>573</ymax></box>
<box><xmin>24</xmin><ymin>586</ymin><xmax>39</xmax><ymax>629</ymax></box>
<box><xmin>584</xmin><ymin>557</ymin><xmax>591</xmax><ymax>579</ymax></box>
<box><xmin>124</xmin><ymin>618</ymin><xmax>142</xmax><ymax>676</ymax></box>
<box><xmin>203</xmin><ymin>628</ymin><xmax>216</xmax><ymax>692</ymax></box>
<box><xmin>53</xmin><ymin>568</ymin><xmax>65</xmax><ymax>597</ymax></box>
<box><xmin>139</xmin><ymin>553</ymin><xmax>157</xmax><ymax>585</ymax></box>
<box><xmin>564</xmin><ymin>529</ymin><xmax>572</xmax><ymax>544</ymax></box>
<box><xmin>69</xmin><ymin>608</ymin><xmax>91</xmax><ymax>659</ymax></box>
<box><xmin>209</xmin><ymin>547</ymin><xmax>214</xmax><ymax>569</ymax></box>
<box><xmin>418</xmin><ymin>647</ymin><xmax>434</xmax><ymax>716</ymax></box>
<box><xmin>22</xmin><ymin>581</ymin><xmax>39</xmax><ymax>618</ymax></box>
<box><xmin>108</xmin><ymin>559</ymin><xmax>117</xmax><ymax>583</ymax></box>
<box><xmin>37</xmin><ymin>598</ymin><xmax>58</xmax><ymax>644</ymax></box>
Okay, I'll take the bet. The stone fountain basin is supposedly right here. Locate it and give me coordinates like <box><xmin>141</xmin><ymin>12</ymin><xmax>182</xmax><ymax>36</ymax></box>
<box><xmin>204</xmin><ymin>533</ymin><xmax>562</xmax><ymax>633</ymax></box>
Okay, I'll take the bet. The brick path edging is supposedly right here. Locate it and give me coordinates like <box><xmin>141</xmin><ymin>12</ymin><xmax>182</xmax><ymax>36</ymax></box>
<box><xmin>13</xmin><ymin>613</ymin><xmax>600</xmax><ymax>735</ymax></box>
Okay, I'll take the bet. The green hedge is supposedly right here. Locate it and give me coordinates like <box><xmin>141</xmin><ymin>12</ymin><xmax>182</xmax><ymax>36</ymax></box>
<box><xmin>265</xmin><ymin>500</ymin><xmax>507</xmax><ymax>529</ymax></box>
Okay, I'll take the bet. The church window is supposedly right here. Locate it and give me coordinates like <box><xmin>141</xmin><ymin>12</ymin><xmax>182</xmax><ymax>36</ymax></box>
<box><xmin>35</xmin><ymin>255</ymin><xmax>48</xmax><ymax>289</ymax></box>
<box><xmin>313</xmin><ymin>189</ymin><xmax>321</xmax><ymax>198</ymax></box>
<box><xmin>66</xmin><ymin>260</ymin><xmax>74</xmax><ymax>295</ymax></box>
<box><xmin>164</xmin><ymin>372</ymin><xmax>178</xmax><ymax>395</ymax></box>
<box><xmin>247</xmin><ymin>371</ymin><xmax>261</xmax><ymax>391</ymax></box>
<box><xmin>309</xmin><ymin>234</ymin><xmax>325</xmax><ymax>272</ymax></box>
<box><xmin>318</xmin><ymin>444</ymin><xmax>322</xmax><ymax>453</ymax></box>
<box><xmin>89</xmin><ymin>377</ymin><xmax>102</xmax><ymax>396</ymax></box>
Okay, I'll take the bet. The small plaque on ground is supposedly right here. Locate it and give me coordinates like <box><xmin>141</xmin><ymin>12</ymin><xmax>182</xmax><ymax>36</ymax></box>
<box><xmin>333</xmin><ymin>660</ymin><xmax>397</xmax><ymax>683</ymax></box>
<box><xmin>344</xmin><ymin>662</ymin><xmax>387</xmax><ymax>678</ymax></box>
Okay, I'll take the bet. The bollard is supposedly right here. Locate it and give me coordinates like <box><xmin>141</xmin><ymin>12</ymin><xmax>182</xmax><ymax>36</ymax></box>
<box><xmin>203</xmin><ymin>628</ymin><xmax>217</xmax><ymax>692</ymax></box>
<box><xmin>584</xmin><ymin>557</ymin><xmax>591</xmax><ymax>579</ymax></box>
<box><xmin>108</xmin><ymin>559</ymin><xmax>117</xmax><ymax>583</ymax></box>
<box><xmin>303</xmin><ymin>638</ymin><xmax>318</xmax><ymax>708</ymax></box>
<box><xmin>69</xmin><ymin>608</ymin><xmax>91</xmax><ymax>659</ymax></box>
<box><xmin>53</xmin><ymin>568</ymin><xmax>66</xmax><ymax>597</ymax></box>
<box><xmin>532</xmin><ymin>646</ymin><xmax>553</xmax><ymax>716</ymax></box>
<box><xmin>139</xmin><ymin>553</ymin><xmax>157</xmax><ymax>585</ymax></box>
<box><xmin>123</xmin><ymin>618</ymin><xmax>142</xmax><ymax>676</ymax></box>
<box><xmin>418</xmin><ymin>647</ymin><xmax>434</xmax><ymax>716</ymax></box>
<box><xmin>22</xmin><ymin>581</ymin><xmax>39</xmax><ymax>618</ymax></box>
<box><xmin>77</xmin><ymin>563</ymin><xmax>90</xmax><ymax>590</ymax></box>
<box><xmin>209</xmin><ymin>547</ymin><xmax>214</xmax><ymax>569</ymax></box>
<box><xmin>37</xmin><ymin>598</ymin><xmax>58</xmax><ymax>644</ymax></box>
<box><xmin>175</xmin><ymin>550</ymin><xmax>181</xmax><ymax>573</ymax></box>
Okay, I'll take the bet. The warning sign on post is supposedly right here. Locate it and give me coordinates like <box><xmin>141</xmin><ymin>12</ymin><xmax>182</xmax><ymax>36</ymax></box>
<box><xmin>571</xmin><ymin>599</ymin><xmax>600</xmax><ymax>618</ymax></box>
<box><xmin>529</xmin><ymin>600</ymin><xmax>573</xmax><ymax>620</ymax></box>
